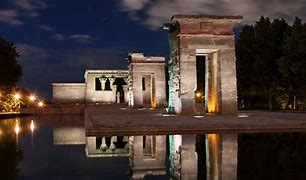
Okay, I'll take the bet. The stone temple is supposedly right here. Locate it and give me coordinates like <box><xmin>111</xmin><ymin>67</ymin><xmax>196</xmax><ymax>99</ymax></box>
<box><xmin>51</xmin><ymin>15</ymin><xmax>242</xmax><ymax>179</ymax></box>
<box><xmin>52</xmin><ymin>15</ymin><xmax>242</xmax><ymax>116</ymax></box>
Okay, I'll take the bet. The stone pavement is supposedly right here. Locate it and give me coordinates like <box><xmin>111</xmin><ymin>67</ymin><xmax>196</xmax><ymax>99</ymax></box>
<box><xmin>85</xmin><ymin>104</ymin><xmax>306</xmax><ymax>136</ymax></box>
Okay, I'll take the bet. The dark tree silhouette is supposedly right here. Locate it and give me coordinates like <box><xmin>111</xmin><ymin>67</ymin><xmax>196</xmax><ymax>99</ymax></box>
<box><xmin>236</xmin><ymin>16</ymin><xmax>306</xmax><ymax>109</ymax></box>
<box><xmin>0</xmin><ymin>36</ymin><xmax>22</xmax><ymax>90</ymax></box>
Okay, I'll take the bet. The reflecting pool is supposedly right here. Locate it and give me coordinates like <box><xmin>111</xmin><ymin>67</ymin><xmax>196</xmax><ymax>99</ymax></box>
<box><xmin>1</xmin><ymin>116</ymin><xmax>306</xmax><ymax>179</ymax></box>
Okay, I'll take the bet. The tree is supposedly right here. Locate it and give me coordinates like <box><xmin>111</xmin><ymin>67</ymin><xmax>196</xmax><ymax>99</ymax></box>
<box><xmin>236</xmin><ymin>25</ymin><xmax>256</xmax><ymax>108</ymax></box>
<box><xmin>279</xmin><ymin>17</ymin><xmax>306</xmax><ymax>108</ymax></box>
<box><xmin>0</xmin><ymin>36</ymin><xmax>22</xmax><ymax>90</ymax></box>
<box><xmin>236</xmin><ymin>16</ymin><xmax>291</xmax><ymax>109</ymax></box>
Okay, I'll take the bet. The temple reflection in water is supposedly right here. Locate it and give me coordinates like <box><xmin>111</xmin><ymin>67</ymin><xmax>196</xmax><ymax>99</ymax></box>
<box><xmin>0</xmin><ymin>116</ymin><xmax>238</xmax><ymax>179</ymax></box>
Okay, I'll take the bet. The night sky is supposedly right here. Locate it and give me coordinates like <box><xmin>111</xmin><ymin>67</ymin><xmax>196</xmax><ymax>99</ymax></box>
<box><xmin>0</xmin><ymin>0</ymin><xmax>305</xmax><ymax>100</ymax></box>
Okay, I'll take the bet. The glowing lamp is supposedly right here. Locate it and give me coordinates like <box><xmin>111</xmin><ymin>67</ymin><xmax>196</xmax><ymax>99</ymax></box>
<box><xmin>196</xmin><ymin>92</ymin><xmax>202</xmax><ymax>98</ymax></box>
<box><xmin>29</xmin><ymin>95</ymin><xmax>36</xmax><ymax>102</ymax></box>
<box><xmin>30</xmin><ymin>120</ymin><xmax>35</xmax><ymax>132</ymax></box>
<box><xmin>38</xmin><ymin>101</ymin><xmax>44</xmax><ymax>107</ymax></box>
<box><xmin>14</xmin><ymin>93</ymin><xmax>21</xmax><ymax>100</ymax></box>
<box><xmin>15</xmin><ymin>124</ymin><xmax>20</xmax><ymax>135</ymax></box>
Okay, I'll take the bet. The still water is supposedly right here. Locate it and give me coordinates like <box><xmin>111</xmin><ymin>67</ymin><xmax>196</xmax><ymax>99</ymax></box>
<box><xmin>1</xmin><ymin>116</ymin><xmax>306</xmax><ymax>180</ymax></box>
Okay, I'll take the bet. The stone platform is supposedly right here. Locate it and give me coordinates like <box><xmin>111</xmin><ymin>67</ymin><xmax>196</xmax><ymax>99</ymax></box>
<box><xmin>85</xmin><ymin>104</ymin><xmax>306</xmax><ymax>136</ymax></box>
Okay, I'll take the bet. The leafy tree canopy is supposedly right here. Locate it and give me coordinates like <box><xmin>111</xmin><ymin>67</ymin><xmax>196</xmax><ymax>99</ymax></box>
<box><xmin>0</xmin><ymin>36</ymin><xmax>22</xmax><ymax>90</ymax></box>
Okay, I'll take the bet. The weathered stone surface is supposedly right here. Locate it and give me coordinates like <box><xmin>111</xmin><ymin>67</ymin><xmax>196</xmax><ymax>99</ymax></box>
<box><xmin>181</xmin><ymin>135</ymin><xmax>198</xmax><ymax>180</ymax></box>
<box><xmin>220</xmin><ymin>133</ymin><xmax>237</xmax><ymax>180</ymax></box>
<box><xmin>84</xmin><ymin>70</ymin><xmax>128</xmax><ymax>103</ymax></box>
<box><xmin>166</xmin><ymin>15</ymin><xmax>242</xmax><ymax>115</ymax></box>
<box><xmin>129</xmin><ymin>135</ymin><xmax>167</xmax><ymax>179</ymax></box>
<box><xmin>53</xmin><ymin>126</ymin><xmax>85</xmax><ymax>145</ymax></box>
<box><xmin>128</xmin><ymin>53</ymin><xmax>166</xmax><ymax>108</ymax></box>
<box><xmin>52</xmin><ymin>83</ymin><xmax>86</xmax><ymax>103</ymax></box>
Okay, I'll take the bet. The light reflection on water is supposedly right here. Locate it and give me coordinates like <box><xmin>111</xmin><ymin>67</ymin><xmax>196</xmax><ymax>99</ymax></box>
<box><xmin>1</xmin><ymin>116</ymin><xmax>306</xmax><ymax>179</ymax></box>
<box><xmin>0</xmin><ymin>116</ymin><xmax>131</xmax><ymax>179</ymax></box>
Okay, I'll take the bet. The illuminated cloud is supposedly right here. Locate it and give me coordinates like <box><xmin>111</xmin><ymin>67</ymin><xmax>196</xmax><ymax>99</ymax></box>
<box><xmin>52</xmin><ymin>33</ymin><xmax>96</xmax><ymax>43</ymax></box>
<box><xmin>0</xmin><ymin>9</ymin><xmax>24</xmax><ymax>26</ymax></box>
<box><xmin>12</xmin><ymin>0</ymin><xmax>47</xmax><ymax>11</ymax></box>
<box><xmin>39</xmin><ymin>25</ymin><xmax>54</xmax><ymax>31</ymax></box>
<box><xmin>119</xmin><ymin>0</ymin><xmax>306</xmax><ymax>30</ymax></box>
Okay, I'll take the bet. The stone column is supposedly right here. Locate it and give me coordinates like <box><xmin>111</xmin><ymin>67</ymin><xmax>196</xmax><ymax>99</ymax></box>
<box><xmin>99</xmin><ymin>77</ymin><xmax>107</xmax><ymax>90</ymax></box>
<box><xmin>109</xmin><ymin>136</ymin><xmax>117</xmax><ymax>150</ymax></box>
<box><xmin>132</xmin><ymin>72</ymin><xmax>143</xmax><ymax>107</ymax></box>
<box><xmin>181</xmin><ymin>135</ymin><xmax>198</xmax><ymax>180</ymax></box>
<box><xmin>100</xmin><ymin>137</ymin><xmax>108</xmax><ymax>151</ymax></box>
<box><xmin>123</xmin><ymin>77</ymin><xmax>129</xmax><ymax>103</ymax></box>
<box><xmin>109</xmin><ymin>77</ymin><xmax>116</xmax><ymax>91</ymax></box>
<box><xmin>109</xmin><ymin>77</ymin><xmax>116</xmax><ymax>102</ymax></box>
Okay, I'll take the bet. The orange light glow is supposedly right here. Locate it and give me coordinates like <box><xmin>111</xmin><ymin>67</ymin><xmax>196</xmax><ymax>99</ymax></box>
<box><xmin>29</xmin><ymin>95</ymin><xmax>36</xmax><ymax>102</ymax></box>
<box><xmin>14</xmin><ymin>93</ymin><xmax>21</xmax><ymax>100</ymax></box>
<box><xmin>30</xmin><ymin>120</ymin><xmax>35</xmax><ymax>132</ymax></box>
<box><xmin>38</xmin><ymin>101</ymin><xmax>44</xmax><ymax>107</ymax></box>
<box><xmin>15</xmin><ymin>123</ymin><xmax>20</xmax><ymax>135</ymax></box>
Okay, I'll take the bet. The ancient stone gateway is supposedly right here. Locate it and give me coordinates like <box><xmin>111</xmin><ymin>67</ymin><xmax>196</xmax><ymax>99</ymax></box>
<box><xmin>127</xmin><ymin>53</ymin><xmax>166</xmax><ymax>108</ymax></box>
<box><xmin>164</xmin><ymin>15</ymin><xmax>242</xmax><ymax>115</ymax></box>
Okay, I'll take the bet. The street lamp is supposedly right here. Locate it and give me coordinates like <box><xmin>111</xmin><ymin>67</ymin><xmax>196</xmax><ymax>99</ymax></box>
<box><xmin>38</xmin><ymin>101</ymin><xmax>44</xmax><ymax>107</ymax></box>
<box><xmin>29</xmin><ymin>95</ymin><xmax>36</xmax><ymax>102</ymax></box>
<box><xmin>13</xmin><ymin>93</ymin><xmax>21</xmax><ymax>100</ymax></box>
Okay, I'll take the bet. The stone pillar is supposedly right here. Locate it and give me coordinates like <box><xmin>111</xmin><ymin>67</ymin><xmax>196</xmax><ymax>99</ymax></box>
<box><xmin>181</xmin><ymin>135</ymin><xmax>198</xmax><ymax>180</ymax></box>
<box><xmin>133</xmin><ymin>72</ymin><xmax>143</xmax><ymax>107</ymax></box>
<box><xmin>109</xmin><ymin>77</ymin><xmax>116</xmax><ymax>102</ymax></box>
<box><xmin>100</xmin><ymin>137</ymin><xmax>107</xmax><ymax>151</ymax></box>
<box><xmin>109</xmin><ymin>77</ymin><xmax>116</xmax><ymax>91</ymax></box>
<box><xmin>109</xmin><ymin>136</ymin><xmax>117</xmax><ymax>150</ymax></box>
<box><xmin>219</xmin><ymin>49</ymin><xmax>238</xmax><ymax>114</ymax></box>
<box><xmin>206</xmin><ymin>133</ymin><xmax>238</xmax><ymax>180</ymax></box>
<box><xmin>99</xmin><ymin>77</ymin><xmax>107</xmax><ymax>90</ymax></box>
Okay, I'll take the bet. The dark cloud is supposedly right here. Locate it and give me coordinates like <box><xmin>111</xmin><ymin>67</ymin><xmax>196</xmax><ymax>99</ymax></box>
<box><xmin>119</xmin><ymin>0</ymin><xmax>306</xmax><ymax>30</ymax></box>
<box><xmin>16</xmin><ymin>43</ymin><xmax>128</xmax><ymax>100</ymax></box>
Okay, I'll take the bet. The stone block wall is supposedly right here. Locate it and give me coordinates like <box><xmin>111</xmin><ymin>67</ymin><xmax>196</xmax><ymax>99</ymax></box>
<box><xmin>166</xmin><ymin>15</ymin><xmax>242</xmax><ymax>115</ymax></box>
<box><xmin>128</xmin><ymin>53</ymin><xmax>166</xmax><ymax>108</ymax></box>
<box><xmin>129</xmin><ymin>135</ymin><xmax>167</xmax><ymax>179</ymax></box>
<box><xmin>84</xmin><ymin>70</ymin><xmax>128</xmax><ymax>103</ymax></box>
<box><xmin>52</xmin><ymin>83</ymin><xmax>86</xmax><ymax>103</ymax></box>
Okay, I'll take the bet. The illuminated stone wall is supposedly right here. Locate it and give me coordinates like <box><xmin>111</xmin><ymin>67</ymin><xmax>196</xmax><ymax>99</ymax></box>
<box><xmin>128</xmin><ymin>53</ymin><xmax>166</xmax><ymax>108</ymax></box>
<box><xmin>52</xmin><ymin>70</ymin><xmax>129</xmax><ymax>104</ymax></box>
<box><xmin>52</xmin><ymin>83</ymin><xmax>86</xmax><ymax>103</ymax></box>
<box><xmin>206</xmin><ymin>133</ymin><xmax>238</xmax><ymax>180</ymax></box>
<box><xmin>169</xmin><ymin>135</ymin><xmax>197</xmax><ymax>179</ymax></box>
<box><xmin>165</xmin><ymin>15</ymin><xmax>242</xmax><ymax>114</ymax></box>
<box><xmin>129</xmin><ymin>135</ymin><xmax>167</xmax><ymax>179</ymax></box>
<box><xmin>84</xmin><ymin>70</ymin><xmax>128</xmax><ymax>103</ymax></box>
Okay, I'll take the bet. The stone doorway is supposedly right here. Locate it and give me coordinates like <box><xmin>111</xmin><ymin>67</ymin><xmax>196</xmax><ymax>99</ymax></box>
<box><xmin>142</xmin><ymin>74</ymin><xmax>156</xmax><ymax>108</ymax></box>
<box><xmin>196</xmin><ymin>50</ymin><xmax>220</xmax><ymax>114</ymax></box>
<box><xmin>195</xmin><ymin>55</ymin><xmax>206</xmax><ymax>114</ymax></box>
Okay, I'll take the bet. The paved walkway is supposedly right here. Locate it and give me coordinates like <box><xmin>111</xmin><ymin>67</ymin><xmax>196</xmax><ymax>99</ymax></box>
<box><xmin>85</xmin><ymin>104</ymin><xmax>306</xmax><ymax>136</ymax></box>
